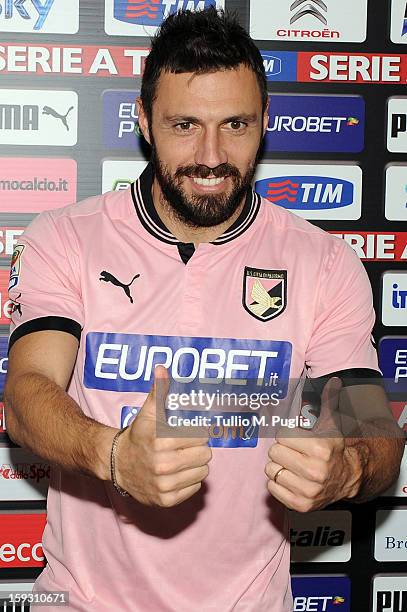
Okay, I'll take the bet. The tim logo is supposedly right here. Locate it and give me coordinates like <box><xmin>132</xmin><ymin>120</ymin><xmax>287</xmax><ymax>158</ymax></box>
<box><xmin>256</xmin><ymin>176</ymin><xmax>354</xmax><ymax>210</ymax></box>
<box><xmin>113</xmin><ymin>0</ymin><xmax>218</xmax><ymax>26</ymax></box>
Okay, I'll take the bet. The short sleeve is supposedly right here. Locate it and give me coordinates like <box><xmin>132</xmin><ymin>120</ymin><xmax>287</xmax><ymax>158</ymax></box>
<box><xmin>305</xmin><ymin>237</ymin><xmax>379</xmax><ymax>378</ymax></box>
<box><xmin>8</xmin><ymin>211</ymin><xmax>84</xmax><ymax>352</ymax></box>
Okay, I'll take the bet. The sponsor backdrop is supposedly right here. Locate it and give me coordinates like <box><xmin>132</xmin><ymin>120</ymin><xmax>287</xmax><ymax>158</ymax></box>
<box><xmin>0</xmin><ymin>0</ymin><xmax>406</xmax><ymax>610</ymax></box>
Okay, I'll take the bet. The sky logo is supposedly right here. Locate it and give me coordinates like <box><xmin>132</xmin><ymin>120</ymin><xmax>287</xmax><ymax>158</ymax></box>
<box><xmin>256</xmin><ymin>176</ymin><xmax>354</xmax><ymax>211</ymax></box>
<box><xmin>264</xmin><ymin>94</ymin><xmax>365</xmax><ymax>152</ymax></box>
<box><xmin>0</xmin><ymin>0</ymin><xmax>79</xmax><ymax>34</ymax></box>
<box><xmin>261</xmin><ymin>51</ymin><xmax>298</xmax><ymax>82</ymax></box>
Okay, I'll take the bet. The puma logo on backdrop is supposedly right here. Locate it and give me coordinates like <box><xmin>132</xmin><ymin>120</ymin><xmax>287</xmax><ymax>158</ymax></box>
<box><xmin>99</xmin><ymin>271</ymin><xmax>140</xmax><ymax>303</ymax></box>
<box><xmin>42</xmin><ymin>106</ymin><xmax>74</xmax><ymax>131</ymax></box>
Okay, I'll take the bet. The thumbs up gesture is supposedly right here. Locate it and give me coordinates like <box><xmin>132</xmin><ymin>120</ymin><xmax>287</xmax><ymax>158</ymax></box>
<box><xmin>113</xmin><ymin>365</ymin><xmax>212</xmax><ymax>507</ymax></box>
<box><xmin>265</xmin><ymin>377</ymin><xmax>362</xmax><ymax>512</ymax></box>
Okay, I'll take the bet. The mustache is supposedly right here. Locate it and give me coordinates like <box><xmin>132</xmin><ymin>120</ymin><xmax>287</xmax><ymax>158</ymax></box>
<box><xmin>174</xmin><ymin>164</ymin><xmax>241</xmax><ymax>180</ymax></box>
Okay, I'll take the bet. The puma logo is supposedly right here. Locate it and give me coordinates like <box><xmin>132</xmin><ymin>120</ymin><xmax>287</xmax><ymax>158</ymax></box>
<box><xmin>42</xmin><ymin>105</ymin><xmax>74</xmax><ymax>131</ymax></box>
<box><xmin>10</xmin><ymin>293</ymin><xmax>22</xmax><ymax>317</ymax></box>
<box><xmin>99</xmin><ymin>271</ymin><xmax>140</xmax><ymax>304</ymax></box>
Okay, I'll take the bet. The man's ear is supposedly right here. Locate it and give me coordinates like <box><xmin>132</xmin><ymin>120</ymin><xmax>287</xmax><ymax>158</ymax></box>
<box><xmin>262</xmin><ymin>98</ymin><xmax>269</xmax><ymax>138</ymax></box>
<box><xmin>136</xmin><ymin>97</ymin><xmax>151</xmax><ymax>145</ymax></box>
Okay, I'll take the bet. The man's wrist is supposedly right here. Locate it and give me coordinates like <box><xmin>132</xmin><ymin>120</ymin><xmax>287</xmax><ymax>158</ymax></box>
<box><xmin>342</xmin><ymin>443</ymin><xmax>370</xmax><ymax>500</ymax></box>
<box><xmin>94</xmin><ymin>426</ymin><xmax>119</xmax><ymax>481</ymax></box>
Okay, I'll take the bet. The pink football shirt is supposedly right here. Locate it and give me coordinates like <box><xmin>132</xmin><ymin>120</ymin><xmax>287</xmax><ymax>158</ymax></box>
<box><xmin>8</xmin><ymin>164</ymin><xmax>379</xmax><ymax>611</ymax></box>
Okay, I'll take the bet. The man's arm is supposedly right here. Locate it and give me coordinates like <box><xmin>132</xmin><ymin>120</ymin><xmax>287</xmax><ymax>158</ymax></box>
<box><xmin>5</xmin><ymin>331</ymin><xmax>212</xmax><ymax>507</ymax></box>
<box><xmin>338</xmin><ymin>383</ymin><xmax>405</xmax><ymax>503</ymax></box>
<box><xmin>4</xmin><ymin>330</ymin><xmax>116</xmax><ymax>481</ymax></box>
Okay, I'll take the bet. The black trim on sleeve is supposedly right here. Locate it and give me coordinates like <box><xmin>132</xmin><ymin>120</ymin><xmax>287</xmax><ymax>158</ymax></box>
<box><xmin>8</xmin><ymin>316</ymin><xmax>82</xmax><ymax>354</ymax></box>
<box><xmin>308</xmin><ymin>368</ymin><xmax>383</xmax><ymax>397</ymax></box>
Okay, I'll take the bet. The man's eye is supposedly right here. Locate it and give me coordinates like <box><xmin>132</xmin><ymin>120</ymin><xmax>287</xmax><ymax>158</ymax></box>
<box><xmin>176</xmin><ymin>122</ymin><xmax>192</xmax><ymax>131</ymax></box>
<box><xmin>229</xmin><ymin>121</ymin><xmax>245</xmax><ymax>130</ymax></box>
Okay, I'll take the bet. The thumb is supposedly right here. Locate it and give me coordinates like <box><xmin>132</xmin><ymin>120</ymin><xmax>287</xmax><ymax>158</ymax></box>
<box><xmin>138</xmin><ymin>365</ymin><xmax>170</xmax><ymax>424</ymax></box>
<box><xmin>314</xmin><ymin>376</ymin><xmax>343</xmax><ymax>434</ymax></box>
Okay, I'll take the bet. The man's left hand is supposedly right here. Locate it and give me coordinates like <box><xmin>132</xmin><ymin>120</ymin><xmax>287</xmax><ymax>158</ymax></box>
<box><xmin>265</xmin><ymin>377</ymin><xmax>363</xmax><ymax>512</ymax></box>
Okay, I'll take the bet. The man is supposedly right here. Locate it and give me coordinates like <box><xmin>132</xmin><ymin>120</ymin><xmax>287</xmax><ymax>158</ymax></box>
<box><xmin>4</xmin><ymin>7</ymin><xmax>404</xmax><ymax>612</ymax></box>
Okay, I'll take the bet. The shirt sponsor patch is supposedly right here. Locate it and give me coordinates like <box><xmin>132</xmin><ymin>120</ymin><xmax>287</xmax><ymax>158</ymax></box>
<box><xmin>84</xmin><ymin>333</ymin><xmax>292</xmax><ymax>395</ymax></box>
<box><xmin>9</xmin><ymin>244</ymin><xmax>24</xmax><ymax>290</ymax></box>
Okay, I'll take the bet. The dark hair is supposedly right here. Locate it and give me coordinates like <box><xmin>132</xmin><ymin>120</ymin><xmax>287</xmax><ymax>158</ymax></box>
<box><xmin>140</xmin><ymin>7</ymin><xmax>268</xmax><ymax>129</ymax></box>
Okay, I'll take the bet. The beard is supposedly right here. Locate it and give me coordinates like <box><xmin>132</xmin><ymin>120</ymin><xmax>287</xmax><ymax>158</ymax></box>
<box><xmin>150</xmin><ymin>145</ymin><xmax>259</xmax><ymax>228</ymax></box>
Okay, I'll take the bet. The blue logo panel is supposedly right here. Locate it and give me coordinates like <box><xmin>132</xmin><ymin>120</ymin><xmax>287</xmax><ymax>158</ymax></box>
<box><xmin>379</xmin><ymin>337</ymin><xmax>407</xmax><ymax>393</ymax></box>
<box><xmin>121</xmin><ymin>406</ymin><xmax>141</xmax><ymax>427</ymax></box>
<box><xmin>113</xmin><ymin>0</ymin><xmax>217</xmax><ymax>27</ymax></box>
<box><xmin>255</xmin><ymin>176</ymin><xmax>354</xmax><ymax>211</ymax></box>
<box><xmin>261</xmin><ymin>51</ymin><xmax>298</xmax><ymax>82</ymax></box>
<box><xmin>119</xmin><ymin>407</ymin><xmax>259</xmax><ymax>448</ymax></box>
<box><xmin>264</xmin><ymin>95</ymin><xmax>365</xmax><ymax>153</ymax></box>
<box><xmin>292</xmin><ymin>576</ymin><xmax>350</xmax><ymax>611</ymax></box>
<box><xmin>102</xmin><ymin>90</ymin><xmax>146</xmax><ymax>151</ymax></box>
<box><xmin>84</xmin><ymin>333</ymin><xmax>292</xmax><ymax>395</ymax></box>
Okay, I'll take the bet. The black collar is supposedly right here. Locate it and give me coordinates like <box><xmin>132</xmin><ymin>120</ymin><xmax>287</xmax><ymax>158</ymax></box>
<box><xmin>131</xmin><ymin>162</ymin><xmax>260</xmax><ymax>247</ymax></box>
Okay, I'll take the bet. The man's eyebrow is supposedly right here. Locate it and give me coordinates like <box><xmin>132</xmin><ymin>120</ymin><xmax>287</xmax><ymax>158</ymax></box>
<box><xmin>164</xmin><ymin>113</ymin><xmax>259</xmax><ymax>123</ymax></box>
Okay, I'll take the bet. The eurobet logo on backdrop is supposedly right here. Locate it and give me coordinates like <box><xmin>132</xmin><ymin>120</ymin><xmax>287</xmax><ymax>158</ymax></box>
<box><xmin>292</xmin><ymin>576</ymin><xmax>350</xmax><ymax>611</ymax></box>
<box><xmin>385</xmin><ymin>165</ymin><xmax>407</xmax><ymax>221</ymax></box>
<box><xmin>0</xmin><ymin>89</ymin><xmax>78</xmax><ymax>146</ymax></box>
<box><xmin>387</xmin><ymin>97</ymin><xmax>407</xmax><ymax>152</ymax></box>
<box><xmin>250</xmin><ymin>0</ymin><xmax>368</xmax><ymax>42</ymax></box>
<box><xmin>254</xmin><ymin>163</ymin><xmax>362</xmax><ymax>221</ymax></box>
<box><xmin>390</xmin><ymin>0</ymin><xmax>407</xmax><ymax>43</ymax></box>
<box><xmin>375</xmin><ymin>509</ymin><xmax>407</xmax><ymax>561</ymax></box>
<box><xmin>382</xmin><ymin>272</ymin><xmax>407</xmax><ymax>326</ymax></box>
<box><xmin>265</xmin><ymin>95</ymin><xmax>364</xmax><ymax>153</ymax></box>
<box><xmin>373</xmin><ymin>575</ymin><xmax>407</xmax><ymax>612</ymax></box>
<box><xmin>105</xmin><ymin>0</ymin><xmax>224</xmax><ymax>36</ymax></box>
<box><xmin>0</xmin><ymin>513</ymin><xmax>45</xmax><ymax>568</ymax></box>
<box><xmin>379</xmin><ymin>337</ymin><xmax>407</xmax><ymax>393</ymax></box>
<box><xmin>102</xmin><ymin>160</ymin><xmax>147</xmax><ymax>193</ymax></box>
<box><xmin>0</xmin><ymin>0</ymin><xmax>79</xmax><ymax>34</ymax></box>
<box><xmin>290</xmin><ymin>510</ymin><xmax>352</xmax><ymax>563</ymax></box>
<box><xmin>331</xmin><ymin>232</ymin><xmax>407</xmax><ymax>261</ymax></box>
<box><xmin>0</xmin><ymin>158</ymin><xmax>77</xmax><ymax>212</ymax></box>
<box><xmin>103</xmin><ymin>90</ymin><xmax>147</xmax><ymax>151</ymax></box>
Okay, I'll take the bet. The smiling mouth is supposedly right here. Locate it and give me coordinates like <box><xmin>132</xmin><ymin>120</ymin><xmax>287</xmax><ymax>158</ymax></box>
<box><xmin>191</xmin><ymin>176</ymin><xmax>228</xmax><ymax>186</ymax></box>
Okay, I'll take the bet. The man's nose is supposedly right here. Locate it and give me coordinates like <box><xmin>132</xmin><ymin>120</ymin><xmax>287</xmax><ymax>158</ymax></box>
<box><xmin>194</xmin><ymin>127</ymin><xmax>228</xmax><ymax>169</ymax></box>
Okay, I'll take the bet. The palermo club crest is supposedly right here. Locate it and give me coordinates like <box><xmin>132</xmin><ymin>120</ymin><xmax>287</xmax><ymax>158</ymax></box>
<box><xmin>243</xmin><ymin>267</ymin><xmax>287</xmax><ymax>322</ymax></box>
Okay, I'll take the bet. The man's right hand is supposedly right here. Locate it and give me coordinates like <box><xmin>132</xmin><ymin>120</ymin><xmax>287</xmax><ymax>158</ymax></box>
<box><xmin>114</xmin><ymin>365</ymin><xmax>212</xmax><ymax>507</ymax></box>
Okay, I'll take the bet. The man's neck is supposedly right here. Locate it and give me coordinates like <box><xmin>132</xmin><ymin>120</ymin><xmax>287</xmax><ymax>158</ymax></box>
<box><xmin>152</xmin><ymin>179</ymin><xmax>246</xmax><ymax>246</ymax></box>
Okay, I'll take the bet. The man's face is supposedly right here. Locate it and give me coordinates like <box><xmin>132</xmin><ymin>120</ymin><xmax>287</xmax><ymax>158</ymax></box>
<box><xmin>138</xmin><ymin>65</ymin><xmax>268</xmax><ymax>228</ymax></box>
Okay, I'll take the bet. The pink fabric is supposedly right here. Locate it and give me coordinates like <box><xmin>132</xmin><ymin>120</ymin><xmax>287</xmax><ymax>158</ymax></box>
<box><xmin>9</xmin><ymin>181</ymin><xmax>378</xmax><ymax>611</ymax></box>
